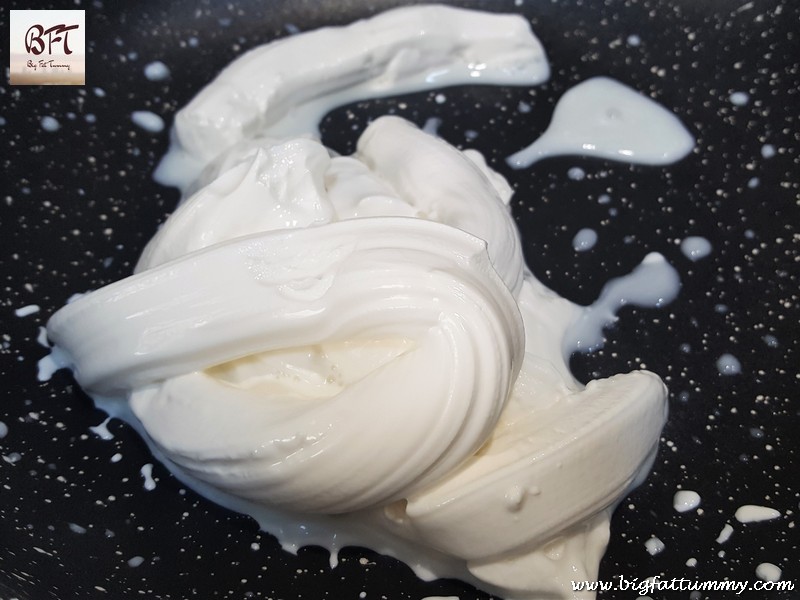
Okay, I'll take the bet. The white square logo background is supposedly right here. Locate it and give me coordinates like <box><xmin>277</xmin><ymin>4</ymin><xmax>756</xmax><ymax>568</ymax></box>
<box><xmin>9</xmin><ymin>9</ymin><xmax>86</xmax><ymax>85</ymax></box>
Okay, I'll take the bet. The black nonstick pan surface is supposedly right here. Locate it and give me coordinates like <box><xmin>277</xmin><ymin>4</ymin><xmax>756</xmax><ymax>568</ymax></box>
<box><xmin>2</xmin><ymin>1</ymin><xmax>798</xmax><ymax>599</ymax></box>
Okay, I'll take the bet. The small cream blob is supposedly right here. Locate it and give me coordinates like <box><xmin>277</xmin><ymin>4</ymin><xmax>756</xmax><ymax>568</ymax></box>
<box><xmin>680</xmin><ymin>236</ymin><xmax>712</xmax><ymax>261</ymax></box>
<box><xmin>572</xmin><ymin>228</ymin><xmax>598</xmax><ymax>252</ymax></box>
<box><xmin>144</xmin><ymin>61</ymin><xmax>170</xmax><ymax>81</ymax></box>
<box><xmin>14</xmin><ymin>304</ymin><xmax>40</xmax><ymax>317</ymax></box>
<box><xmin>715</xmin><ymin>523</ymin><xmax>734</xmax><ymax>544</ymax></box>
<box><xmin>716</xmin><ymin>353</ymin><xmax>742</xmax><ymax>375</ymax></box>
<box><xmin>645</xmin><ymin>536</ymin><xmax>665</xmax><ymax>555</ymax></box>
<box><xmin>734</xmin><ymin>505</ymin><xmax>781</xmax><ymax>523</ymax></box>
<box><xmin>140</xmin><ymin>463</ymin><xmax>156</xmax><ymax>491</ymax></box>
<box><xmin>755</xmin><ymin>562</ymin><xmax>782</xmax><ymax>582</ymax></box>
<box><xmin>40</xmin><ymin>116</ymin><xmax>60</xmax><ymax>132</ymax></box>
<box><xmin>131</xmin><ymin>111</ymin><xmax>165</xmax><ymax>133</ymax></box>
<box><xmin>673</xmin><ymin>490</ymin><xmax>701</xmax><ymax>513</ymax></box>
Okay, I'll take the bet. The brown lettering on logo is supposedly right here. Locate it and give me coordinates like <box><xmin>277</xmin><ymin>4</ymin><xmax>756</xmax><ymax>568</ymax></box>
<box><xmin>25</xmin><ymin>23</ymin><xmax>80</xmax><ymax>55</ymax></box>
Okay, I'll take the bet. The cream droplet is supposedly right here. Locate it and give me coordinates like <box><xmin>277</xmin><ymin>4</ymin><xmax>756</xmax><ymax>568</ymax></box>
<box><xmin>715</xmin><ymin>523</ymin><xmax>734</xmax><ymax>544</ymax></box>
<box><xmin>734</xmin><ymin>504</ymin><xmax>780</xmax><ymax>523</ymax></box>
<box><xmin>645</xmin><ymin>536</ymin><xmax>665</xmax><ymax>555</ymax></box>
<box><xmin>755</xmin><ymin>562</ymin><xmax>782</xmax><ymax>582</ymax></box>
<box><xmin>504</xmin><ymin>484</ymin><xmax>526</xmax><ymax>512</ymax></box>
<box><xmin>140</xmin><ymin>463</ymin><xmax>157</xmax><ymax>491</ymax></box>
<box><xmin>673</xmin><ymin>490</ymin><xmax>701</xmax><ymax>513</ymax></box>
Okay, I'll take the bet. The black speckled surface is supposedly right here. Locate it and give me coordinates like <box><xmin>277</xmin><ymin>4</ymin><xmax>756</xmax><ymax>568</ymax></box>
<box><xmin>1</xmin><ymin>1</ymin><xmax>798</xmax><ymax>599</ymax></box>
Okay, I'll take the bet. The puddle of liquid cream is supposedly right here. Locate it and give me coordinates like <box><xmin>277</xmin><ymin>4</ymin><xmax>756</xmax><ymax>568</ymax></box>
<box><xmin>506</xmin><ymin>77</ymin><xmax>694</xmax><ymax>169</ymax></box>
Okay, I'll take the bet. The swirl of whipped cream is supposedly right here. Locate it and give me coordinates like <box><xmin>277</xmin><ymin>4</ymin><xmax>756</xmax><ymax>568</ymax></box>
<box><xmin>47</xmin><ymin>117</ymin><xmax>528</xmax><ymax>514</ymax></box>
<box><xmin>44</xmin><ymin>6</ymin><xmax>672</xmax><ymax>598</ymax></box>
<box><xmin>143</xmin><ymin>117</ymin><xmax>526</xmax><ymax>294</ymax></box>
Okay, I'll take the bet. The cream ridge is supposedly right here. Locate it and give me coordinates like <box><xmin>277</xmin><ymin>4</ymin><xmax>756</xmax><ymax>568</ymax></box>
<box><xmin>43</xmin><ymin>5</ymin><xmax>688</xmax><ymax>599</ymax></box>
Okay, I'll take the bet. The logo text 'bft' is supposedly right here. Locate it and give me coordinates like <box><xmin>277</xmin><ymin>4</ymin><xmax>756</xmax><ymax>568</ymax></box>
<box><xmin>25</xmin><ymin>24</ymin><xmax>80</xmax><ymax>56</ymax></box>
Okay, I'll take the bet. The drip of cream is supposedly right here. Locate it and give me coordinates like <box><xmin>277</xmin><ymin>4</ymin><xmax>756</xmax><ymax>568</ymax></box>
<box><xmin>41</xmin><ymin>5</ymin><xmax>695</xmax><ymax>600</ymax></box>
<box><xmin>565</xmin><ymin>252</ymin><xmax>681</xmax><ymax>354</ymax></box>
<box><xmin>506</xmin><ymin>77</ymin><xmax>694</xmax><ymax>169</ymax></box>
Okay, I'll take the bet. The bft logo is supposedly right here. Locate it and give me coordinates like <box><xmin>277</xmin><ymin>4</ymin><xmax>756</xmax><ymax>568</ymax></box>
<box><xmin>25</xmin><ymin>23</ymin><xmax>80</xmax><ymax>56</ymax></box>
<box><xmin>9</xmin><ymin>10</ymin><xmax>86</xmax><ymax>85</ymax></box>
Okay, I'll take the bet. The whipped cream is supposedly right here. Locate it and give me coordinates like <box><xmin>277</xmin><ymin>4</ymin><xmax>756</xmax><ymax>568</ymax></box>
<box><xmin>154</xmin><ymin>4</ymin><xmax>550</xmax><ymax>192</ymax></box>
<box><xmin>43</xmin><ymin>5</ymin><xmax>694</xmax><ymax>599</ymax></box>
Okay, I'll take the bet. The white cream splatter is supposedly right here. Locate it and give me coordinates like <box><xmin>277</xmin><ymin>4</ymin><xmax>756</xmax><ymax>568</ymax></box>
<box><xmin>679</xmin><ymin>236</ymin><xmax>712</xmax><ymax>261</ymax></box>
<box><xmin>127</xmin><ymin>555</ymin><xmax>146</xmax><ymax>568</ymax></box>
<box><xmin>15</xmin><ymin>304</ymin><xmax>40</xmax><ymax>317</ymax></box>
<box><xmin>507</xmin><ymin>77</ymin><xmax>694</xmax><ymax>168</ymax></box>
<box><xmin>131</xmin><ymin>111</ymin><xmax>165</xmax><ymax>133</ymax></box>
<box><xmin>673</xmin><ymin>490</ymin><xmax>701</xmax><ymax>513</ymax></box>
<box><xmin>644</xmin><ymin>536</ymin><xmax>665</xmax><ymax>555</ymax></box>
<box><xmin>734</xmin><ymin>505</ymin><xmax>781</xmax><ymax>523</ymax></box>
<box><xmin>567</xmin><ymin>166</ymin><xmax>586</xmax><ymax>180</ymax></box>
<box><xmin>567</xmin><ymin>252</ymin><xmax>680</xmax><ymax>352</ymax></box>
<box><xmin>40</xmin><ymin>116</ymin><xmax>60</xmax><ymax>132</ymax></box>
<box><xmin>572</xmin><ymin>228</ymin><xmax>598</xmax><ymax>252</ymax></box>
<box><xmin>144</xmin><ymin>61</ymin><xmax>170</xmax><ymax>81</ymax></box>
<box><xmin>68</xmin><ymin>523</ymin><xmax>87</xmax><ymax>534</ymax></box>
<box><xmin>729</xmin><ymin>91</ymin><xmax>750</xmax><ymax>106</ymax></box>
<box><xmin>716</xmin><ymin>353</ymin><xmax>742</xmax><ymax>375</ymax></box>
<box><xmin>89</xmin><ymin>417</ymin><xmax>114</xmax><ymax>441</ymax></box>
<box><xmin>140</xmin><ymin>463</ymin><xmax>157</xmax><ymax>491</ymax></box>
<box><xmin>755</xmin><ymin>562</ymin><xmax>782</xmax><ymax>582</ymax></box>
<box><xmin>715</xmin><ymin>523</ymin><xmax>734</xmax><ymax>544</ymax></box>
